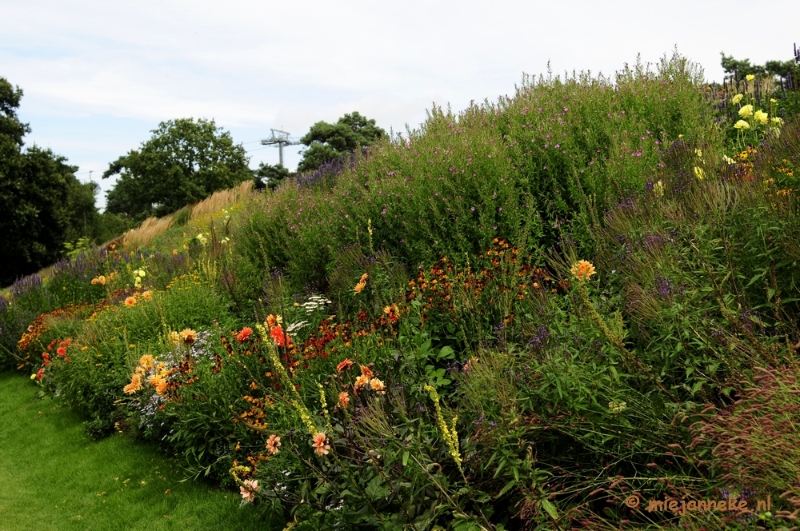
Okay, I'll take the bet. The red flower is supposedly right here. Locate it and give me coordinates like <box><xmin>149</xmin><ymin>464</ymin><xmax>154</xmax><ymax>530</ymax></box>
<box><xmin>236</xmin><ymin>327</ymin><xmax>253</xmax><ymax>343</ymax></box>
<box><xmin>336</xmin><ymin>359</ymin><xmax>354</xmax><ymax>373</ymax></box>
<box><xmin>270</xmin><ymin>326</ymin><xmax>291</xmax><ymax>347</ymax></box>
<box><xmin>36</xmin><ymin>368</ymin><xmax>44</xmax><ymax>380</ymax></box>
<box><xmin>56</xmin><ymin>347</ymin><xmax>67</xmax><ymax>357</ymax></box>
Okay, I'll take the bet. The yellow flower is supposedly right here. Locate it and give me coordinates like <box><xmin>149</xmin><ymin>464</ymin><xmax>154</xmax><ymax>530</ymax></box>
<box><xmin>734</xmin><ymin>120</ymin><xmax>750</xmax><ymax>130</ymax></box>
<box><xmin>693</xmin><ymin>166</ymin><xmax>705</xmax><ymax>180</ymax></box>
<box><xmin>731</xmin><ymin>93</ymin><xmax>743</xmax><ymax>104</ymax></box>
<box><xmin>570</xmin><ymin>260</ymin><xmax>596</xmax><ymax>282</ymax></box>
<box><xmin>770</xmin><ymin>98</ymin><xmax>777</xmax><ymax>103</ymax></box>
<box><xmin>168</xmin><ymin>331</ymin><xmax>181</xmax><ymax>346</ymax></box>
<box><xmin>653</xmin><ymin>180</ymin><xmax>664</xmax><ymax>198</ymax></box>
<box><xmin>179</xmin><ymin>328</ymin><xmax>197</xmax><ymax>345</ymax></box>
<box><xmin>694</xmin><ymin>148</ymin><xmax>703</xmax><ymax>159</ymax></box>
<box><xmin>723</xmin><ymin>155</ymin><xmax>736</xmax><ymax>164</ymax></box>
<box><xmin>754</xmin><ymin>110</ymin><xmax>768</xmax><ymax>125</ymax></box>
<box><xmin>771</xmin><ymin>117</ymin><xmax>784</xmax><ymax>126</ymax></box>
<box><xmin>746</xmin><ymin>74</ymin><xmax>755</xmax><ymax>82</ymax></box>
<box><xmin>369</xmin><ymin>378</ymin><xmax>386</xmax><ymax>395</ymax></box>
<box><xmin>139</xmin><ymin>354</ymin><xmax>155</xmax><ymax>370</ymax></box>
<box><xmin>738</xmin><ymin>104</ymin><xmax>753</xmax><ymax>119</ymax></box>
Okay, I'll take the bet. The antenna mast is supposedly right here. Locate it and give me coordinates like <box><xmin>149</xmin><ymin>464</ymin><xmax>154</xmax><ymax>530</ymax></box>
<box><xmin>260</xmin><ymin>129</ymin><xmax>301</xmax><ymax>167</ymax></box>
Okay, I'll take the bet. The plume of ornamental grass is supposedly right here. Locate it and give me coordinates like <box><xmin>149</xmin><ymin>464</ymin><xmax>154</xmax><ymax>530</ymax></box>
<box><xmin>120</xmin><ymin>215</ymin><xmax>175</xmax><ymax>251</ymax></box>
<box><xmin>190</xmin><ymin>180</ymin><xmax>253</xmax><ymax>221</ymax></box>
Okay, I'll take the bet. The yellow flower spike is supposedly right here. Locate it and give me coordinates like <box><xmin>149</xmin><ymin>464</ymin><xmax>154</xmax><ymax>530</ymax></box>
<box><xmin>424</xmin><ymin>384</ymin><xmax>464</xmax><ymax>478</ymax></box>
<box><xmin>693</xmin><ymin>166</ymin><xmax>705</xmax><ymax>180</ymax></box>
<box><xmin>653</xmin><ymin>180</ymin><xmax>664</xmax><ymax>198</ymax></box>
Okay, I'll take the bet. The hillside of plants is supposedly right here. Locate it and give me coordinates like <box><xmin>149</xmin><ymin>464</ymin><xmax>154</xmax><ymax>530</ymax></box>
<box><xmin>2</xmin><ymin>50</ymin><xmax>800</xmax><ymax>530</ymax></box>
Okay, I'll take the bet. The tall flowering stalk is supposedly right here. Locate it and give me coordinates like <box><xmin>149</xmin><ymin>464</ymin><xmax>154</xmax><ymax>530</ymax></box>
<box><xmin>424</xmin><ymin>384</ymin><xmax>466</xmax><ymax>482</ymax></box>
<box><xmin>570</xmin><ymin>261</ymin><xmax>679</xmax><ymax>403</ymax></box>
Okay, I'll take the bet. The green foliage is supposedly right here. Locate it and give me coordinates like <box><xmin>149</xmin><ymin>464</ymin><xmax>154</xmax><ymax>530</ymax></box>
<box><xmin>297</xmin><ymin>111</ymin><xmax>385</xmax><ymax>172</ymax></box>
<box><xmin>253</xmin><ymin>163</ymin><xmax>290</xmax><ymax>191</ymax></box>
<box><xmin>103</xmin><ymin>118</ymin><xmax>252</xmax><ymax>221</ymax></box>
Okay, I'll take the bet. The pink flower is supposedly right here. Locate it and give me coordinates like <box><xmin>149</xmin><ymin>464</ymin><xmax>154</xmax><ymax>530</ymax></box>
<box><xmin>311</xmin><ymin>432</ymin><xmax>330</xmax><ymax>456</ymax></box>
<box><xmin>266</xmin><ymin>434</ymin><xmax>281</xmax><ymax>455</ymax></box>
<box><xmin>240</xmin><ymin>479</ymin><xmax>259</xmax><ymax>503</ymax></box>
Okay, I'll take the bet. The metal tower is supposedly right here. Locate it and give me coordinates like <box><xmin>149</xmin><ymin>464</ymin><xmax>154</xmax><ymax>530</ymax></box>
<box><xmin>260</xmin><ymin>129</ymin><xmax>301</xmax><ymax>167</ymax></box>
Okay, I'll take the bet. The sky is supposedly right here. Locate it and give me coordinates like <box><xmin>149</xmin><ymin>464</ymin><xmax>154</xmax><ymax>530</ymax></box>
<box><xmin>2</xmin><ymin>0</ymin><xmax>798</xmax><ymax>210</ymax></box>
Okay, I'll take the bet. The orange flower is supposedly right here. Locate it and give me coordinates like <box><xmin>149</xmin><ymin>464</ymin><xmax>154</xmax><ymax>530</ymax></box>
<box><xmin>570</xmin><ymin>260</ymin><xmax>596</xmax><ymax>282</ymax></box>
<box><xmin>338</xmin><ymin>391</ymin><xmax>350</xmax><ymax>408</ymax></box>
<box><xmin>311</xmin><ymin>432</ymin><xmax>330</xmax><ymax>456</ymax></box>
<box><xmin>139</xmin><ymin>354</ymin><xmax>155</xmax><ymax>370</ymax></box>
<box><xmin>336</xmin><ymin>358</ymin><xmax>354</xmax><ymax>373</ymax></box>
<box><xmin>354</xmin><ymin>374</ymin><xmax>370</xmax><ymax>393</ymax></box>
<box><xmin>360</xmin><ymin>273</ymin><xmax>368</xmax><ymax>283</ymax></box>
<box><xmin>236</xmin><ymin>327</ymin><xmax>253</xmax><ymax>343</ymax></box>
<box><xmin>124</xmin><ymin>373</ymin><xmax>142</xmax><ymax>394</ymax></box>
<box><xmin>270</xmin><ymin>325</ymin><xmax>291</xmax><ymax>347</ymax></box>
<box><xmin>383</xmin><ymin>304</ymin><xmax>400</xmax><ymax>323</ymax></box>
<box><xmin>266</xmin><ymin>434</ymin><xmax>281</xmax><ymax>455</ymax></box>
<box><xmin>360</xmin><ymin>365</ymin><xmax>374</xmax><ymax>379</ymax></box>
<box><xmin>179</xmin><ymin>329</ymin><xmax>197</xmax><ymax>345</ymax></box>
<box><xmin>124</xmin><ymin>296</ymin><xmax>137</xmax><ymax>307</ymax></box>
<box><xmin>265</xmin><ymin>314</ymin><xmax>282</xmax><ymax>328</ymax></box>
<box><xmin>56</xmin><ymin>347</ymin><xmax>67</xmax><ymax>357</ymax></box>
<box><xmin>369</xmin><ymin>378</ymin><xmax>386</xmax><ymax>394</ymax></box>
<box><xmin>142</xmin><ymin>291</ymin><xmax>152</xmax><ymax>300</ymax></box>
<box><xmin>354</xmin><ymin>280</ymin><xmax>367</xmax><ymax>293</ymax></box>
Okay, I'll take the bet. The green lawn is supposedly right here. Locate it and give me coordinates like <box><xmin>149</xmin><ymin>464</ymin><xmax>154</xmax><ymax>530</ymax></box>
<box><xmin>0</xmin><ymin>373</ymin><xmax>276</xmax><ymax>531</ymax></box>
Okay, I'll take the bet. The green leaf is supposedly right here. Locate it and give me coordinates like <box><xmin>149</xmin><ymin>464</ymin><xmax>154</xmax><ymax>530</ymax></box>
<box><xmin>402</xmin><ymin>451</ymin><xmax>409</xmax><ymax>467</ymax></box>
<box><xmin>540</xmin><ymin>499</ymin><xmax>559</xmax><ymax>520</ymax></box>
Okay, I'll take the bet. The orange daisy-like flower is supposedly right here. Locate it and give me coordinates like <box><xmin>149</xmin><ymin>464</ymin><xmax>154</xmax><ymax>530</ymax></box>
<box><xmin>336</xmin><ymin>358</ymin><xmax>354</xmax><ymax>373</ymax></box>
<box><xmin>354</xmin><ymin>374</ymin><xmax>370</xmax><ymax>393</ymax></box>
<box><xmin>383</xmin><ymin>304</ymin><xmax>400</xmax><ymax>323</ymax></box>
<box><xmin>270</xmin><ymin>325</ymin><xmax>291</xmax><ymax>347</ymax></box>
<box><xmin>56</xmin><ymin>347</ymin><xmax>67</xmax><ymax>357</ymax></box>
<box><xmin>369</xmin><ymin>378</ymin><xmax>386</xmax><ymax>394</ymax></box>
<box><xmin>266</xmin><ymin>434</ymin><xmax>281</xmax><ymax>455</ymax></box>
<box><xmin>142</xmin><ymin>291</ymin><xmax>152</xmax><ymax>300</ymax></box>
<box><xmin>354</xmin><ymin>280</ymin><xmax>367</xmax><ymax>294</ymax></box>
<box><xmin>139</xmin><ymin>354</ymin><xmax>155</xmax><ymax>370</ymax></box>
<box><xmin>570</xmin><ymin>260</ymin><xmax>596</xmax><ymax>282</ymax></box>
<box><xmin>179</xmin><ymin>329</ymin><xmax>197</xmax><ymax>345</ymax></box>
<box><xmin>123</xmin><ymin>373</ymin><xmax>142</xmax><ymax>394</ymax></box>
<box><xmin>338</xmin><ymin>391</ymin><xmax>350</xmax><ymax>408</ymax></box>
<box><xmin>311</xmin><ymin>432</ymin><xmax>330</xmax><ymax>456</ymax></box>
<box><xmin>360</xmin><ymin>365</ymin><xmax>374</xmax><ymax>379</ymax></box>
<box><xmin>265</xmin><ymin>314</ymin><xmax>282</xmax><ymax>328</ymax></box>
<box><xmin>236</xmin><ymin>327</ymin><xmax>253</xmax><ymax>343</ymax></box>
<box><xmin>124</xmin><ymin>296</ymin><xmax>137</xmax><ymax>307</ymax></box>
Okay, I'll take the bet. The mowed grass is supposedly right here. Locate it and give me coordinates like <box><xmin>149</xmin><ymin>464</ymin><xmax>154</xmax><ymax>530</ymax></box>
<box><xmin>0</xmin><ymin>373</ymin><xmax>275</xmax><ymax>531</ymax></box>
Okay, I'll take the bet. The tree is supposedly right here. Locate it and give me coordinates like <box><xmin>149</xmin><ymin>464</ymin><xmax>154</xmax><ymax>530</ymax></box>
<box><xmin>297</xmin><ymin>112</ymin><xmax>385</xmax><ymax>172</ymax></box>
<box><xmin>253</xmin><ymin>162</ymin><xmax>290</xmax><ymax>191</ymax></box>
<box><xmin>0</xmin><ymin>77</ymin><xmax>98</xmax><ymax>286</ymax></box>
<box><xmin>103</xmin><ymin>118</ymin><xmax>252</xmax><ymax>220</ymax></box>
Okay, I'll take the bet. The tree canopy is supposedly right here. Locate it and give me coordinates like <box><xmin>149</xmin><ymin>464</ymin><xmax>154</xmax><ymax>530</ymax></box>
<box><xmin>253</xmin><ymin>162</ymin><xmax>289</xmax><ymax>191</ymax></box>
<box><xmin>0</xmin><ymin>77</ymin><xmax>98</xmax><ymax>286</ymax></box>
<box><xmin>103</xmin><ymin>118</ymin><xmax>252</xmax><ymax>220</ymax></box>
<box><xmin>720</xmin><ymin>52</ymin><xmax>799</xmax><ymax>81</ymax></box>
<box><xmin>297</xmin><ymin>112</ymin><xmax>385</xmax><ymax>173</ymax></box>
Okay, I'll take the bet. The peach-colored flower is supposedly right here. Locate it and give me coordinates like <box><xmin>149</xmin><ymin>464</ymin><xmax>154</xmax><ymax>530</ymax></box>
<box><xmin>240</xmin><ymin>479</ymin><xmax>259</xmax><ymax>503</ymax></box>
<box><xmin>369</xmin><ymin>378</ymin><xmax>386</xmax><ymax>394</ymax></box>
<box><xmin>139</xmin><ymin>354</ymin><xmax>155</xmax><ymax>370</ymax></box>
<box><xmin>311</xmin><ymin>432</ymin><xmax>330</xmax><ymax>456</ymax></box>
<box><xmin>354</xmin><ymin>280</ymin><xmax>367</xmax><ymax>293</ymax></box>
<box><xmin>336</xmin><ymin>358</ymin><xmax>354</xmax><ymax>373</ymax></box>
<box><xmin>124</xmin><ymin>373</ymin><xmax>142</xmax><ymax>394</ymax></box>
<box><xmin>266</xmin><ymin>434</ymin><xmax>281</xmax><ymax>455</ymax></box>
<box><xmin>124</xmin><ymin>296</ymin><xmax>137</xmax><ymax>307</ymax></box>
<box><xmin>142</xmin><ymin>291</ymin><xmax>152</xmax><ymax>300</ymax></box>
<box><xmin>179</xmin><ymin>329</ymin><xmax>197</xmax><ymax>345</ymax></box>
<box><xmin>383</xmin><ymin>304</ymin><xmax>400</xmax><ymax>323</ymax></box>
<box><xmin>338</xmin><ymin>391</ymin><xmax>350</xmax><ymax>408</ymax></box>
<box><xmin>354</xmin><ymin>374</ymin><xmax>370</xmax><ymax>393</ymax></box>
<box><xmin>570</xmin><ymin>260</ymin><xmax>596</xmax><ymax>282</ymax></box>
<box><xmin>265</xmin><ymin>314</ymin><xmax>282</xmax><ymax>328</ymax></box>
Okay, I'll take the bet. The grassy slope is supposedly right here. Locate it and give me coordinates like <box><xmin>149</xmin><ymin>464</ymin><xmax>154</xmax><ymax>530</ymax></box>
<box><xmin>0</xmin><ymin>373</ymin><xmax>271</xmax><ymax>531</ymax></box>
